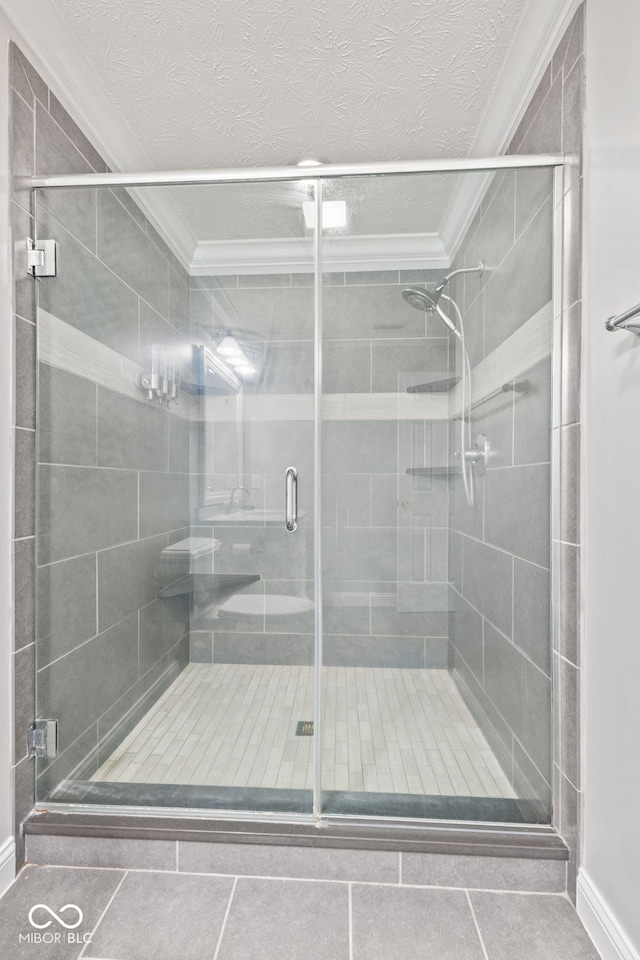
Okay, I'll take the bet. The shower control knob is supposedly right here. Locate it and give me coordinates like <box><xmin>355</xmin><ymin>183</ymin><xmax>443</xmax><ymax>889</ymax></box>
<box><xmin>456</xmin><ymin>435</ymin><xmax>489</xmax><ymax>475</ymax></box>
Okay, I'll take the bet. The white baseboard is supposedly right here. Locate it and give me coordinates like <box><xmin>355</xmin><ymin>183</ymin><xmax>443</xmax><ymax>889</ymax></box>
<box><xmin>577</xmin><ymin>869</ymin><xmax>640</xmax><ymax>960</ymax></box>
<box><xmin>0</xmin><ymin>835</ymin><xmax>16</xmax><ymax>898</ymax></box>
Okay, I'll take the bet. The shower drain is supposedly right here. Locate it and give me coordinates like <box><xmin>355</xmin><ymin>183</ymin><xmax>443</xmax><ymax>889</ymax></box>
<box><xmin>296</xmin><ymin>721</ymin><xmax>314</xmax><ymax>736</ymax></box>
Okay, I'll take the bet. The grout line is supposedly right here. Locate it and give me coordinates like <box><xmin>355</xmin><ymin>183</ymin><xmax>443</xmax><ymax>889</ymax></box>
<box><xmin>94</xmin><ymin>381</ymin><xmax>99</xmax><ymax>466</ymax></box>
<box><xmin>94</xmin><ymin>552</ymin><xmax>100</xmax><ymax>650</ymax></box>
<box><xmin>175</xmin><ymin>839</ymin><xmax>179</xmax><ymax>872</ymax></box>
<box><xmin>35</xmin><ymin>205</ymin><xmax>179</xmax><ymax>322</ymax></box>
<box><xmin>37</xmin><ymin>460</ymin><xmax>191</xmax><ymax>475</ymax></box>
<box><xmin>451</xmin><ymin>531</ymin><xmax>551</xmax><ymax>573</ymax></box>
<box><xmin>212</xmin><ymin>876</ymin><xmax>238</xmax><ymax>960</ymax></box>
<box><xmin>34</xmin><ymin>863</ymin><xmax>569</xmax><ymax>896</ymax></box>
<box><xmin>398</xmin><ymin>851</ymin><xmax>402</xmax><ymax>885</ymax></box>
<box><xmin>511</xmin><ymin>556</ymin><xmax>515</xmax><ymax>642</ymax></box>
<box><xmin>78</xmin><ymin>868</ymin><xmax>128</xmax><ymax>959</ymax></box>
<box><xmin>449</xmin><ymin>583</ymin><xmax>552</xmax><ymax>680</ymax></box>
<box><xmin>465</xmin><ymin>889</ymin><xmax>490</xmax><ymax>960</ymax></box>
<box><xmin>35</xmin><ymin>650</ymin><xmax>185</xmax><ymax>782</ymax></box>
<box><xmin>36</xmin><ymin>608</ymin><xmax>139</xmax><ymax>672</ymax></box>
<box><xmin>44</xmin><ymin>93</ymin><xmax>104</xmax><ymax>175</ymax></box>
<box><xmin>348</xmin><ymin>882</ymin><xmax>353</xmax><ymax>960</ymax></box>
<box><xmin>11</xmin><ymin>81</ymin><xmax>35</xmax><ymax>115</ymax></box>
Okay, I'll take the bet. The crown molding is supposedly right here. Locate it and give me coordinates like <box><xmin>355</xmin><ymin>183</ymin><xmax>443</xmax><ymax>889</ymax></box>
<box><xmin>191</xmin><ymin>233</ymin><xmax>449</xmax><ymax>276</ymax></box>
<box><xmin>0</xmin><ymin>0</ymin><xmax>197</xmax><ymax>270</ymax></box>
<box><xmin>0</xmin><ymin>0</ymin><xmax>143</xmax><ymax>173</ymax></box>
<box><xmin>440</xmin><ymin>0</ymin><xmax>582</xmax><ymax>261</ymax></box>
<box><xmin>439</xmin><ymin>171</ymin><xmax>493</xmax><ymax>262</ymax></box>
<box><xmin>127</xmin><ymin>187</ymin><xmax>196</xmax><ymax>271</ymax></box>
<box><xmin>472</xmin><ymin>0</ymin><xmax>582</xmax><ymax>157</ymax></box>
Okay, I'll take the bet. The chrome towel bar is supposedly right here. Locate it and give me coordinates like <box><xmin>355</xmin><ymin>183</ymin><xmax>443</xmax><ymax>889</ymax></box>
<box><xmin>605</xmin><ymin>302</ymin><xmax>640</xmax><ymax>335</ymax></box>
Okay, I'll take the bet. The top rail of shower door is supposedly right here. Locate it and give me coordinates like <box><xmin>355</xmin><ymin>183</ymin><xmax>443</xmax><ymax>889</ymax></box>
<box><xmin>30</xmin><ymin>154</ymin><xmax>565</xmax><ymax>189</ymax></box>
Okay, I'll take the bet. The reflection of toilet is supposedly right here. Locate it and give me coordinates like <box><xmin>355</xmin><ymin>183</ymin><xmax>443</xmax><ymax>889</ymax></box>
<box><xmin>218</xmin><ymin>594</ymin><xmax>314</xmax><ymax>621</ymax></box>
<box><xmin>159</xmin><ymin>537</ymin><xmax>220</xmax><ymax>575</ymax></box>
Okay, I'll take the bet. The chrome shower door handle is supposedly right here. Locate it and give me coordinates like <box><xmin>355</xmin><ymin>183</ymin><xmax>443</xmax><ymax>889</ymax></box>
<box><xmin>285</xmin><ymin>467</ymin><xmax>298</xmax><ymax>532</ymax></box>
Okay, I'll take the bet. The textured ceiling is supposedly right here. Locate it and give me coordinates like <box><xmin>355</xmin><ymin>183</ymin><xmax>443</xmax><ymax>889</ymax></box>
<box><xmin>51</xmin><ymin>0</ymin><xmax>527</xmax><ymax>251</ymax></box>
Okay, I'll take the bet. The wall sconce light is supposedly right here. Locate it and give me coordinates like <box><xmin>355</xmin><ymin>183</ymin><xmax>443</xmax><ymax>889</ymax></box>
<box><xmin>216</xmin><ymin>333</ymin><xmax>256</xmax><ymax>380</ymax></box>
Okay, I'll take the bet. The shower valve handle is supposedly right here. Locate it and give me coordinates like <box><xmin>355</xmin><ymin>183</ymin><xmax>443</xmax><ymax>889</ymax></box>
<box><xmin>454</xmin><ymin>435</ymin><xmax>488</xmax><ymax>476</ymax></box>
<box><xmin>455</xmin><ymin>448</ymin><xmax>484</xmax><ymax>463</ymax></box>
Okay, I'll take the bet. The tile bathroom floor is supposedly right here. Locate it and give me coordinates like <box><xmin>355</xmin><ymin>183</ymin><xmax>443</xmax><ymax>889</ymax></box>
<box><xmin>92</xmin><ymin>664</ymin><xmax>515</xmax><ymax>798</ymax></box>
<box><xmin>0</xmin><ymin>863</ymin><xmax>601</xmax><ymax>960</ymax></box>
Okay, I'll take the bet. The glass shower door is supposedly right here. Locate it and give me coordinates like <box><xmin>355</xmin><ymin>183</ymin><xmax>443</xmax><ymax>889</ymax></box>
<box><xmin>34</xmin><ymin>179</ymin><xmax>318</xmax><ymax>814</ymax></box>
<box><xmin>32</xmin><ymin>163</ymin><xmax>555</xmax><ymax>824</ymax></box>
<box><xmin>192</xmin><ymin>181</ymin><xmax>318</xmax><ymax>810</ymax></box>
<box><xmin>319</xmin><ymin>168</ymin><xmax>555</xmax><ymax>823</ymax></box>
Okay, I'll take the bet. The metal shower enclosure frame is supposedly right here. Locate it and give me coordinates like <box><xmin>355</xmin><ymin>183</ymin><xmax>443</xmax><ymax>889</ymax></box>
<box><xmin>30</xmin><ymin>153</ymin><xmax>566</xmax><ymax>826</ymax></box>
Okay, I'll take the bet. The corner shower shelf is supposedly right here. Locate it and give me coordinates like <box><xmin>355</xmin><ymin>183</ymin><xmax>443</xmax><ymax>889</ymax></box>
<box><xmin>405</xmin><ymin>467</ymin><xmax>459</xmax><ymax>477</ymax></box>
<box><xmin>159</xmin><ymin>573</ymin><xmax>260</xmax><ymax>599</ymax></box>
<box><xmin>406</xmin><ymin>376</ymin><xmax>461</xmax><ymax>393</ymax></box>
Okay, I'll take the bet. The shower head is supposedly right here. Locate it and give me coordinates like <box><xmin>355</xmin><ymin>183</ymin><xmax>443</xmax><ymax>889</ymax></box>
<box><xmin>401</xmin><ymin>287</ymin><xmax>439</xmax><ymax>312</ymax></box>
<box><xmin>401</xmin><ymin>286</ymin><xmax>462</xmax><ymax>339</ymax></box>
<box><xmin>401</xmin><ymin>261</ymin><xmax>483</xmax><ymax>338</ymax></box>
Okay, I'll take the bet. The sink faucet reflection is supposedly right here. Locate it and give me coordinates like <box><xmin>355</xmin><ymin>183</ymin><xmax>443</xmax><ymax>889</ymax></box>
<box><xmin>226</xmin><ymin>486</ymin><xmax>250</xmax><ymax>513</ymax></box>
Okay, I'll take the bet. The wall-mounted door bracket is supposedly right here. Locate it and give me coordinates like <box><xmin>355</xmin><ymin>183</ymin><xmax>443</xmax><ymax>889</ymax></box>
<box><xmin>27</xmin><ymin>719</ymin><xmax>59</xmax><ymax>759</ymax></box>
<box><xmin>27</xmin><ymin>237</ymin><xmax>58</xmax><ymax>278</ymax></box>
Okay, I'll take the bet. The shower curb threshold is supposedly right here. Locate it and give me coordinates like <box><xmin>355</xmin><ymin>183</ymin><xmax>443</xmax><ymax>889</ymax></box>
<box><xmin>23</xmin><ymin>811</ymin><xmax>568</xmax><ymax>860</ymax></box>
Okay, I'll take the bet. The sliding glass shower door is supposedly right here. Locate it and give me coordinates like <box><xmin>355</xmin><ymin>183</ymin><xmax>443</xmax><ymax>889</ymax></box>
<box><xmin>33</xmin><ymin>162</ymin><xmax>555</xmax><ymax>824</ymax></box>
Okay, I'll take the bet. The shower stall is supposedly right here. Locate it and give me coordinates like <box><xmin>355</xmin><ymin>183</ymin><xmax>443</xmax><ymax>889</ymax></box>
<box><xmin>31</xmin><ymin>156</ymin><xmax>561</xmax><ymax>827</ymax></box>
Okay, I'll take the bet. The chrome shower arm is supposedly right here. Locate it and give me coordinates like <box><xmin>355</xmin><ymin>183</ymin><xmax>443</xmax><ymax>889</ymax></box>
<box><xmin>436</xmin><ymin>261</ymin><xmax>485</xmax><ymax>292</ymax></box>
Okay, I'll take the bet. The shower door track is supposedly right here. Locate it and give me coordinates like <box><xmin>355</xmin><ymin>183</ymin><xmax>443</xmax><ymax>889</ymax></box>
<box><xmin>30</xmin><ymin>153</ymin><xmax>564</xmax><ymax>190</ymax></box>
<box><xmin>26</xmin><ymin>805</ymin><xmax>568</xmax><ymax>860</ymax></box>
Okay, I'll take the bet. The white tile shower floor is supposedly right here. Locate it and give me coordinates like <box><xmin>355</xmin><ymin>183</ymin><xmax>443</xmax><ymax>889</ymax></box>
<box><xmin>92</xmin><ymin>664</ymin><xmax>515</xmax><ymax>798</ymax></box>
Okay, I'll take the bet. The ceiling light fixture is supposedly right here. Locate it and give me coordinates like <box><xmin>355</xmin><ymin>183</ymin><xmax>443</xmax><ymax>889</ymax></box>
<box><xmin>291</xmin><ymin>154</ymin><xmax>330</xmax><ymax>167</ymax></box>
<box><xmin>302</xmin><ymin>200</ymin><xmax>347</xmax><ymax>229</ymax></box>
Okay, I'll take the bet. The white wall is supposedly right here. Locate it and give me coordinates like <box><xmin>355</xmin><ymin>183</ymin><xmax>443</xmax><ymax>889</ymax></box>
<box><xmin>0</xmin><ymin>7</ymin><xmax>15</xmax><ymax>894</ymax></box>
<box><xmin>581</xmin><ymin>0</ymin><xmax>640</xmax><ymax>955</ymax></box>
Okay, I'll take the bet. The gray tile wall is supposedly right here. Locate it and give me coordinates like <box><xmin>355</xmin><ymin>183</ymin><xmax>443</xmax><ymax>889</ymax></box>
<box><xmin>190</xmin><ymin>270</ymin><xmax>451</xmax><ymax>668</ymax></box>
<box><xmin>447</xmin><ymin>6</ymin><xmax>584</xmax><ymax>898</ymax></box>
<box><xmin>10</xmin><ymin>43</ymin><xmax>192</xmax><ymax>851</ymax></box>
